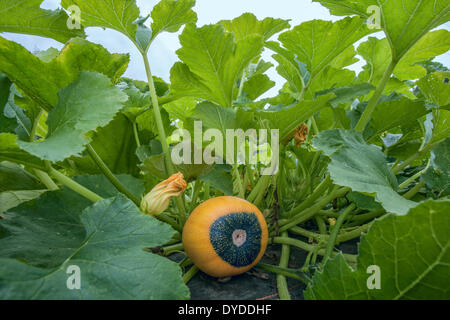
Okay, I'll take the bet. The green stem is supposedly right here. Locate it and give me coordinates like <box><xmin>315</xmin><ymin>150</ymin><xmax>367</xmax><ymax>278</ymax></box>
<box><xmin>355</xmin><ymin>60</ymin><xmax>396</xmax><ymax>132</ymax></box>
<box><xmin>277</xmin><ymin>231</ymin><xmax>291</xmax><ymax>300</ymax></box>
<box><xmin>403</xmin><ymin>180</ymin><xmax>426</xmax><ymax>199</ymax></box>
<box><xmin>157</xmin><ymin>214</ymin><xmax>182</xmax><ymax>233</ymax></box>
<box><xmin>233</xmin><ymin>164</ymin><xmax>245</xmax><ymax>198</ymax></box>
<box><xmin>33</xmin><ymin>169</ymin><xmax>59</xmax><ymax>191</ymax></box>
<box><xmin>237</xmin><ymin>69</ymin><xmax>247</xmax><ymax>100</ymax></box>
<box><xmin>189</xmin><ymin>180</ymin><xmax>203</xmax><ymax>212</ymax></box>
<box><xmin>393</xmin><ymin>142</ymin><xmax>436</xmax><ymax>174</ymax></box>
<box><xmin>270</xmin><ymin>237</ymin><xmax>357</xmax><ymax>265</ymax></box>
<box><xmin>142</xmin><ymin>52</ymin><xmax>186</xmax><ymax>224</ymax></box>
<box><xmin>277</xmin><ymin>187</ymin><xmax>350</xmax><ymax>233</ymax></box>
<box><xmin>322</xmin><ymin>203</ymin><xmax>356</xmax><ymax>264</ymax></box>
<box><xmin>86</xmin><ymin>144</ymin><xmax>140</xmax><ymax>207</ymax></box>
<box><xmin>398</xmin><ymin>158</ymin><xmax>430</xmax><ymax>190</ymax></box>
<box><xmin>132</xmin><ymin>121</ymin><xmax>141</xmax><ymax>148</ymax></box>
<box><xmin>48</xmin><ymin>165</ymin><xmax>103</xmax><ymax>203</ymax></box>
<box><xmin>183</xmin><ymin>265</ymin><xmax>199</xmax><ymax>284</ymax></box>
<box><xmin>256</xmin><ymin>263</ymin><xmax>309</xmax><ymax>284</ymax></box>
<box><xmin>315</xmin><ymin>215</ymin><xmax>327</xmax><ymax>235</ymax></box>
<box><xmin>288</xmin><ymin>175</ymin><xmax>332</xmax><ymax>218</ymax></box>
<box><xmin>247</xmin><ymin>175</ymin><xmax>271</xmax><ymax>204</ymax></box>
<box><xmin>162</xmin><ymin>242</ymin><xmax>184</xmax><ymax>256</ymax></box>
<box><xmin>290</xmin><ymin>222</ymin><xmax>372</xmax><ymax>243</ymax></box>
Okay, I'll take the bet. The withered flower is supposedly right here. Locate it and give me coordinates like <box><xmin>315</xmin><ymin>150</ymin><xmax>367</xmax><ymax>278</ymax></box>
<box><xmin>140</xmin><ymin>173</ymin><xmax>187</xmax><ymax>216</ymax></box>
<box><xmin>294</xmin><ymin>123</ymin><xmax>309</xmax><ymax>148</ymax></box>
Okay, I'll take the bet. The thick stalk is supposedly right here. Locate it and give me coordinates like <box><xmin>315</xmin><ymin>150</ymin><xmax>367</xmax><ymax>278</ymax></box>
<box><xmin>288</xmin><ymin>175</ymin><xmax>332</xmax><ymax>218</ymax></box>
<box><xmin>322</xmin><ymin>203</ymin><xmax>356</xmax><ymax>264</ymax></box>
<box><xmin>277</xmin><ymin>187</ymin><xmax>350</xmax><ymax>232</ymax></box>
<box><xmin>247</xmin><ymin>175</ymin><xmax>271</xmax><ymax>204</ymax></box>
<box><xmin>183</xmin><ymin>265</ymin><xmax>199</xmax><ymax>284</ymax></box>
<box><xmin>142</xmin><ymin>52</ymin><xmax>186</xmax><ymax>223</ymax></box>
<box><xmin>270</xmin><ymin>237</ymin><xmax>357</xmax><ymax>264</ymax></box>
<box><xmin>162</xmin><ymin>243</ymin><xmax>184</xmax><ymax>255</ymax></box>
<box><xmin>290</xmin><ymin>222</ymin><xmax>371</xmax><ymax>243</ymax></box>
<box><xmin>33</xmin><ymin>169</ymin><xmax>59</xmax><ymax>191</ymax></box>
<box><xmin>86</xmin><ymin>144</ymin><xmax>140</xmax><ymax>206</ymax></box>
<box><xmin>256</xmin><ymin>263</ymin><xmax>309</xmax><ymax>284</ymax></box>
<box><xmin>392</xmin><ymin>142</ymin><xmax>436</xmax><ymax>174</ymax></box>
<box><xmin>48</xmin><ymin>165</ymin><xmax>103</xmax><ymax>203</ymax></box>
<box><xmin>277</xmin><ymin>231</ymin><xmax>291</xmax><ymax>300</ymax></box>
<box><xmin>132</xmin><ymin>121</ymin><xmax>141</xmax><ymax>148</ymax></box>
<box><xmin>355</xmin><ymin>60</ymin><xmax>396</xmax><ymax>132</ymax></box>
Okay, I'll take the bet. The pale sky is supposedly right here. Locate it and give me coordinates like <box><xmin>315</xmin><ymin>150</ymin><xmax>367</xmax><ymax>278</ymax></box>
<box><xmin>2</xmin><ymin>0</ymin><xmax>449</xmax><ymax>96</ymax></box>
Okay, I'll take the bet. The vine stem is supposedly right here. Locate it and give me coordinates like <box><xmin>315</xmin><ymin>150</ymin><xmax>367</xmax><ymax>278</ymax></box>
<box><xmin>256</xmin><ymin>263</ymin><xmax>310</xmax><ymax>284</ymax></box>
<box><xmin>322</xmin><ymin>203</ymin><xmax>356</xmax><ymax>264</ymax></box>
<box><xmin>277</xmin><ymin>231</ymin><xmax>291</xmax><ymax>300</ymax></box>
<box><xmin>47</xmin><ymin>165</ymin><xmax>103</xmax><ymax>203</ymax></box>
<box><xmin>392</xmin><ymin>141</ymin><xmax>437</xmax><ymax>174</ymax></box>
<box><xmin>277</xmin><ymin>187</ymin><xmax>350</xmax><ymax>233</ymax></box>
<box><xmin>86</xmin><ymin>144</ymin><xmax>141</xmax><ymax>206</ymax></box>
<box><xmin>269</xmin><ymin>237</ymin><xmax>357</xmax><ymax>265</ymax></box>
<box><xmin>132</xmin><ymin>121</ymin><xmax>141</xmax><ymax>148</ymax></box>
<box><xmin>287</xmin><ymin>175</ymin><xmax>332</xmax><ymax>218</ymax></box>
<box><xmin>33</xmin><ymin>169</ymin><xmax>59</xmax><ymax>191</ymax></box>
<box><xmin>141</xmin><ymin>51</ymin><xmax>186</xmax><ymax>223</ymax></box>
<box><xmin>398</xmin><ymin>158</ymin><xmax>431</xmax><ymax>189</ymax></box>
<box><xmin>247</xmin><ymin>175</ymin><xmax>271</xmax><ymax>204</ymax></box>
<box><xmin>355</xmin><ymin>60</ymin><xmax>396</xmax><ymax>132</ymax></box>
<box><xmin>183</xmin><ymin>265</ymin><xmax>199</xmax><ymax>284</ymax></box>
<box><xmin>162</xmin><ymin>242</ymin><xmax>184</xmax><ymax>255</ymax></box>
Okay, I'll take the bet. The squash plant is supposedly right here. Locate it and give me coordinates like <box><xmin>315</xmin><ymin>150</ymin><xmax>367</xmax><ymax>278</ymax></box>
<box><xmin>0</xmin><ymin>0</ymin><xmax>449</xmax><ymax>300</ymax></box>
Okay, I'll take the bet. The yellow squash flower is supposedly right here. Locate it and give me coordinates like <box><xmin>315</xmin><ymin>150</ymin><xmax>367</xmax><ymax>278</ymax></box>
<box><xmin>140</xmin><ymin>173</ymin><xmax>187</xmax><ymax>216</ymax></box>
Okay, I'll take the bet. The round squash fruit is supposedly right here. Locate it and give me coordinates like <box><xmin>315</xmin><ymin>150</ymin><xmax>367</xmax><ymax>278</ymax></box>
<box><xmin>182</xmin><ymin>196</ymin><xmax>268</xmax><ymax>278</ymax></box>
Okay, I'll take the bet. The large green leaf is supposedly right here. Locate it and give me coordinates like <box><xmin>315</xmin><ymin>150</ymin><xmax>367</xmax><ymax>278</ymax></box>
<box><xmin>315</xmin><ymin>0</ymin><xmax>450</xmax><ymax>60</ymax></box>
<box><xmin>68</xmin><ymin>114</ymin><xmax>139</xmax><ymax>176</ymax></box>
<box><xmin>151</xmin><ymin>0</ymin><xmax>197</xmax><ymax>39</ymax></box>
<box><xmin>193</xmin><ymin>102</ymin><xmax>254</xmax><ymax>136</ymax></box>
<box><xmin>0</xmin><ymin>161</ymin><xmax>47</xmax><ymax>215</ymax></box>
<box><xmin>0</xmin><ymin>0</ymin><xmax>85</xmax><ymax>43</ymax></box>
<box><xmin>0</xmin><ymin>37</ymin><xmax>129</xmax><ymax>112</ymax></box>
<box><xmin>219</xmin><ymin>12</ymin><xmax>290</xmax><ymax>41</ymax></box>
<box><xmin>0</xmin><ymin>74</ymin><xmax>16</xmax><ymax>134</ymax></box>
<box><xmin>18</xmin><ymin>72</ymin><xmax>127</xmax><ymax>162</ymax></box>
<box><xmin>417</xmin><ymin>72</ymin><xmax>450</xmax><ymax>109</ymax></box>
<box><xmin>61</xmin><ymin>0</ymin><xmax>140</xmax><ymax>42</ymax></box>
<box><xmin>0</xmin><ymin>192</ymin><xmax>189</xmax><ymax>299</ymax></box>
<box><xmin>305</xmin><ymin>200</ymin><xmax>450</xmax><ymax>300</ymax></box>
<box><xmin>316</xmin><ymin>83</ymin><xmax>375</xmax><ymax>108</ymax></box>
<box><xmin>278</xmin><ymin>17</ymin><xmax>373</xmax><ymax>83</ymax></box>
<box><xmin>423</xmin><ymin>138</ymin><xmax>450</xmax><ymax>198</ymax></box>
<box><xmin>0</xmin><ymin>190</ymin><xmax>47</xmax><ymax>215</ymax></box>
<box><xmin>0</xmin><ymin>162</ymin><xmax>43</xmax><ymax>191</ymax></box>
<box><xmin>242</xmin><ymin>74</ymin><xmax>275</xmax><ymax>100</ymax></box>
<box><xmin>312</xmin><ymin>129</ymin><xmax>417</xmax><ymax>215</ymax></box>
<box><xmin>171</xmin><ymin>23</ymin><xmax>264</xmax><ymax>107</ymax></box>
<box><xmin>0</xmin><ymin>133</ymin><xmax>46</xmax><ymax>170</ymax></box>
<box><xmin>259</xmin><ymin>93</ymin><xmax>335</xmax><ymax>140</ymax></box>
<box><xmin>430</xmin><ymin>110</ymin><xmax>450</xmax><ymax>144</ymax></box>
<box><xmin>370</xmin><ymin>96</ymin><xmax>428</xmax><ymax>136</ymax></box>
<box><xmin>395</xmin><ymin>29</ymin><xmax>450</xmax><ymax>81</ymax></box>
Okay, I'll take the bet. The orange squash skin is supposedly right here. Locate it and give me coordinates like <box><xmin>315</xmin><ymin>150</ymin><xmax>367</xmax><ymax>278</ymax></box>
<box><xmin>182</xmin><ymin>196</ymin><xmax>268</xmax><ymax>277</ymax></box>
